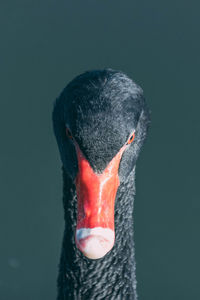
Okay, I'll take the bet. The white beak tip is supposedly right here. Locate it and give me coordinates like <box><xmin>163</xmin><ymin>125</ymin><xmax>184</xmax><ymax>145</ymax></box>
<box><xmin>76</xmin><ymin>227</ymin><xmax>115</xmax><ymax>260</ymax></box>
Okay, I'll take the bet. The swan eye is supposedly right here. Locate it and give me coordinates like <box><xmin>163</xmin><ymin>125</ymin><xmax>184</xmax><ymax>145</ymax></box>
<box><xmin>66</xmin><ymin>127</ymin><xmax>73</xmax><ymax>139</ymax></box>
<box><xmin>127</xmin><ymin>132</ymin><xmax>135</xmax><ymax>145</ymax></box>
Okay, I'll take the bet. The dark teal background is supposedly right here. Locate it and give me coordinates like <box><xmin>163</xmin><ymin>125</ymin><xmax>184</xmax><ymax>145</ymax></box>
<box><xmin>1</xmin><ymin>1</ymin><xmax>199</xmax><ymax>299</ymax></box>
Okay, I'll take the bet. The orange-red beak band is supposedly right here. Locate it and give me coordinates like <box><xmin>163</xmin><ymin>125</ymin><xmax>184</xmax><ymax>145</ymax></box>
<box><xmin>74</xmin><ymin>142</ymin><xmax>127</xmax><ymax>259</ymax></box>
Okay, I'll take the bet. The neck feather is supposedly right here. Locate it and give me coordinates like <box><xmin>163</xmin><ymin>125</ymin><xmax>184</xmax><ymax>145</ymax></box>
<box><xmin>57</xmin><ymin>167</ymin><xmax>137</xmax><ymax>300</ymax></box>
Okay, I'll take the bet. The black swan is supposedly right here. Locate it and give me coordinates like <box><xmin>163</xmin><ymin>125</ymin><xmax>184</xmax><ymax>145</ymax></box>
<box><xmin>52</xmin><ymin>69</ymin><xmax>150</xmax><ymax>299</ymax></box>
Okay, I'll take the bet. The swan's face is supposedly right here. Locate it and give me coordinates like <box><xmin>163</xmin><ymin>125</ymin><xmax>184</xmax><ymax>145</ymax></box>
<box><xmin>53</xmin><ymin>70</ymin><xmax>149</xmax><ymax>259</ymax></box>
<box><xmin>63</xmin><ymin>98</ymin><xmax>141</xmax><ymax>259</ymax></box>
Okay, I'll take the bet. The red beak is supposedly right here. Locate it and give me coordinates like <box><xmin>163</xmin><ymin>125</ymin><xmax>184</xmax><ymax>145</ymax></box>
<box><xmin>74</xmin><ymin>142</ymin><xmax>127</xmax><ymax>259</ymax></box>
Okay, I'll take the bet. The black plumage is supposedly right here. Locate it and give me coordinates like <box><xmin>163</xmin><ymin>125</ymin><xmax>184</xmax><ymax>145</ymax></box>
<box><xmin>53</xmin><ymin>69</ymin><xmax>150</xmax><ymax>299</ymax></box>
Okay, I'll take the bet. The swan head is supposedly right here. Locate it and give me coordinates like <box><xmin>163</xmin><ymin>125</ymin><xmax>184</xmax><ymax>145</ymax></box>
<box><xmin>53</xmin><ymin>69</ymin><xmax>150</xmax><ymax>259</ymax></box>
